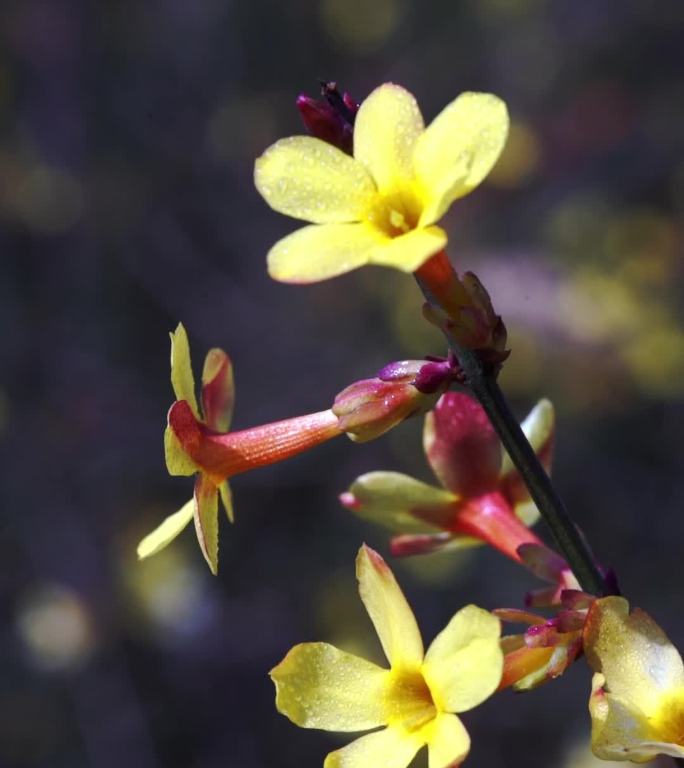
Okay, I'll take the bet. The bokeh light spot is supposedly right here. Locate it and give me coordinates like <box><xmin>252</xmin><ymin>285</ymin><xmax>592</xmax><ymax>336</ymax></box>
<box><xmin>11</xmin><ymin>164</ymin><xmax>83</xmax><ymax>234</ymax></box>
<box><xmin>16</xmin><ymin>584</ymin><xmax>94</xmax><ymax>671</ymax></box>
<box><xmin>488</xmin><ymin>120</ymin><xmax>541</xmax><ymax>188</ymax></box>
<box><xmin>125</xmin><ymin>539</ymin><xmax>213</xmax><ymax>641</ymax></box>
<box><xmin>320</xmin><ymin>0</ymin><xmax>405</xmax><ymax>54</ymax></box>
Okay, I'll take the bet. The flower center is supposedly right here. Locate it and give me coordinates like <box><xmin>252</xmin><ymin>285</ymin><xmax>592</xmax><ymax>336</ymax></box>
<box><xmin>651</xmin><ymin>687</ymin><xmax>684</xmax><ymax>745</ymax></box>
<box><xmin>384</xmin><ymin>667</ymin><xmax>437</xmax><ymax>732</ymax></box>
<box><xmin>366</xmin><ymin>189</ymin><xmax>422</xmax><ymax>239</ymax></box>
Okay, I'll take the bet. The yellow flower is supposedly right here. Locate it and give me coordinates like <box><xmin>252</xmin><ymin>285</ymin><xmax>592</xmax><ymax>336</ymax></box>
<box><xmin>583</xmin><ymin>596</ymin><xmax>684</xmax><ymax>762</ymax></box>
<box><xmin>255</xmin><ymin>84</ymin><xmax>509</xmax><ymax>283</ymax></box>
<box><xmin>137</xmin><ymin>323</ymin><xmax>236</xmax><ymax>574</ymax></box>
<box><xmin>137</xmin><ymin>324</ymin><xmax>343</xmax><ymax>574</ymax></box>
<box><xmin>270</xmin><ymin>544</ymin><xmax>503</xmax><ymax>768</ymax></box>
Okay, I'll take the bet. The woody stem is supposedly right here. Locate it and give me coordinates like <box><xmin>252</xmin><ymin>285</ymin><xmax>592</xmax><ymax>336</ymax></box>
<box><xmin>415</xmin><ymin>252</ymin><xmax>607</xmax><ymax>596</ymax></box>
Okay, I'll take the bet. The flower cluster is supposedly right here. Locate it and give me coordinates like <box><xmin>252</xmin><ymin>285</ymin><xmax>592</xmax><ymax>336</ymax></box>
<box><xmin>135</xmin><ymin>80</ymin><xmax>684</xmax><ymax>768</ymax></box>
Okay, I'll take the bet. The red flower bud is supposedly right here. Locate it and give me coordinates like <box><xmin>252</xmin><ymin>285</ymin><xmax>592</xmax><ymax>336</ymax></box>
<box><xmin>333</xmin><ymin>373</ymin><xmax>443</xmax><ymax>443</ymax></box>
<box><xmin>296</xmin><ymin>82</ymin><xmax>358</xmax><ymax>155</ymax></box>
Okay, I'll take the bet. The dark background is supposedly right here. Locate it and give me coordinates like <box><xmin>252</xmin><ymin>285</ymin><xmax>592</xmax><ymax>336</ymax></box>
<box><xmin>2</xmin><ymin>1</ymin><xmax>684</xmax><ymax>766</ymax></box>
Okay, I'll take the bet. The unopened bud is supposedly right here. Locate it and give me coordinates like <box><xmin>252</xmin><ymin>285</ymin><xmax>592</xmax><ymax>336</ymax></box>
<box><xmin>333</xmin><ymin>373</ymin><xmax>441</xmax><ymax>443</ymax></box>
<box><xmin>418</xmin><ymin>254</ymin><xmax>510</xmax><ymax>371</ymax></box>
<box><xmin>296</xmin><ymin>82</ymin><xmax>358</xmax><ymax>155</ymax></box>
<box><xmin>378</xmin><ymin>356</ymin><xmax>461</xmax><ymax>394</ymax></box>
<box><xmin>461</xmin><ymin>271</ymin><xmax>509</xmax><ymax>359</ymax></box>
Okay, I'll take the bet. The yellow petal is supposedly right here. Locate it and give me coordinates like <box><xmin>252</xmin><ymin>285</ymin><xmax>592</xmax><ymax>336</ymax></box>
<box><xmin>589</xmin><ymin>675</ymin><xmax>684</xmax><ymax>763</ymax></box>
<box><xmin>354</xmin><ymin>84</ymin><xmax>424</xmax><ymax>195</ymax></box>
<box><xmin>219</xmin><ymin>480</ymin><xmax>234</xmax><ymax>523</ymax></box>
<box><xmin>584</xmin><ymin>597</ymin><xmax>684</xmax><ymax>715</ymax></box>
<box><xmin>425</xmin><ymin>713</ymin><xmax>470</xmax><ymax>768</ymax></box>
<box><xmin>414</xmin><ymin>92</ymin><xmax>509</xmax><ymax>226</ymax></box>
<box><xmin>423</xmin><ymin>605</ymin><xmax>502</xmax><ymax>713</ymax></box>
<box><xmin>254</xmin><ymin>136</ymin><xmax>377</xmax><ymax>223</ymax></box>
<box><xmin>164</xmin><ymin>425</ymin><xmax>198</xmax><ymax>476</ymax></box>
<box><xmin>343</xmin><ymin>471</ymin><xmax>456</xmax><ymax>533</ymax></box>
<box><xmin>356</xmin><ymin>545</ymin><xmax>424</xmax><ymax>670</ymax></box>
<box><xmin>136</xmin><ymin>499</ymin><xmax>194</xmax><ymax>559</ymax></box>
<box><xmin>369</xmin><ymin>226</ymin><xmax>447</xmax><ymax>273</ymax></box>
<box><xmin>193</xmin><ymin>474</ymin><xmax>219</xmax><ymax>574</ymax></box>
<box><xmin>270</xmin><ymin>642</ymin><xmax>390</xmax><ymax>731</ymax></box>
<box><xmin>324</xmin><ymin>726</ymin><xmax>424</xmax><ymax>768</ymax></box>
<box><xmin>170</xmin><ymin>323</ymin><xmax>199</xmax><ymax>418</ymax></box>
<box><xmin>267</xmin><ymin>223</ymin><xmax>385</xmax><ymax>283</ymax></box>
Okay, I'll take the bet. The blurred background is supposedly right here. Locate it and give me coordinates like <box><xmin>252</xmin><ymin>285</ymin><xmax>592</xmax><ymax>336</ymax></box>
<box><xmin>2</xmin><ymin>0</ymin><xmax>684</xmax><ymax>766</ymax></box>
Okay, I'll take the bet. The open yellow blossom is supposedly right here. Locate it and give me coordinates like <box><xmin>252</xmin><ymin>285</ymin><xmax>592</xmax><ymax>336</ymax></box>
<box><xmin>270</xmin><ymin>544</ymin><xmax>503</xmax><ymax>768</ymax></box>
<box><xmin>584</xmin><ymin>596</ymin><xmax>684</xmax><ymax>763</ymax></box>
<box><xmin>255</xmin><ymin>84</ymin><xmax>509</xmax><ymax>283</ymax></box>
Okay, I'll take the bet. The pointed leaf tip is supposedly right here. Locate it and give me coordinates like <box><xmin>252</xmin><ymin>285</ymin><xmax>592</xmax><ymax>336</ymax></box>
<box><xmin>169</xmin><ymin>323</ymin><xmax>200</xmax><ymax>419</ymax></box>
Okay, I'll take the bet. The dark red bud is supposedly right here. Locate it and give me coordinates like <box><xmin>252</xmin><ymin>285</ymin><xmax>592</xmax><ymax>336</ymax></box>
<box><xmin>377</xmin><ymin>357</ymin><xmax>461</xmax><ymax>394</ymax></box>
<box><xmin>296</xmin><ymin>82</ymin><xmax>358</xmax><ymax>155</ymax></box>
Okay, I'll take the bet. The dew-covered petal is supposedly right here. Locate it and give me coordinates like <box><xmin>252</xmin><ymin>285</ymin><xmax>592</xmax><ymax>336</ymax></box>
<box><xmin>169</xmin><ymin>323</ymin><xmax>199</xmax><ymax>419</ymax></box>
<box><xmin>423</xmin><ymin>605</ymin><xmax>502</xmax><ymax>713</ymax></box>
<box><xmin>369</xmin><ymin>226</ymin><xmax>447</xmax><ymax>273</ymax></box>
<box><xmin>341</xmin><ymin>471</ymin><xmax>458</xmax><ymax>533</ymax></box>
<box><xmin>324</xmin><ymin>725</ymin><xmax>424</xmax><ymax>768</ymax></box>
<box><xmin>356</xmin><ymin>545</ymin><xmax>424</xmax><ymax>669</ymax></box>
<box><xmin>193</xmin><ymin>474</ymin><xmax>219</xmax><ymax>574</ymax></box>
<box><xmin>136</xmin><ymin>499</ymin><xmax>194</xmax><ymax>560</ymax></box>
<box><xmin>201</xmin><ymin>348</ymin><xmax>234</xmax><ymax>433</ymax></box>
<box><xmin>588</xmin><ymin>675</ymin><xmax>684</xmax><ymax>762</ymax></box>
<box><xmin>584</xmin><ymin>597</ymin><xmax>684</xmax><ymax>715</ymax></box>
<box><xmin>255</xmin><ymin>136</ymin><xmax>377</xmax><ymax>223</ymax></box>
<box><xmin>270</xmin><ymin>642</ymin><xmax>390</xmax><ymax>732</ymax></box>
<box><xmin>267</xmin><ymin>223</ymin><xmax>386</xmax><ymax>284</ymax></box>
<box><xmin>590</xmin><ymin>680</ymin><xmax>651</xmax><ymax>762</ymax></box>
<box><xmin>218</xmin><ymin>480</ymin><xmax>234</xmax><ymax>523</ymax></box>
<box><xmin>354</xmin><ymin>84</ymin><xmax>424</xmax><ymax>195</ymax></box>
<box><xmin>424</xmin><ymin>392</ymin><xmax>501</xmax><ymax>497</ymax></box>
<box><xmin>425</xmin><ymin>713</ymin><xmax>470</xmax><ymax>768</ymax></box>
<box><xmin>414</xmin><ymin>93</ymin><xmax>509</xmax><ymax>226</ymax></box>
